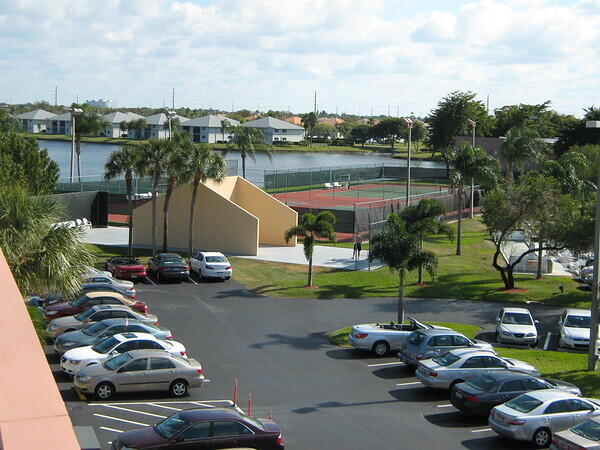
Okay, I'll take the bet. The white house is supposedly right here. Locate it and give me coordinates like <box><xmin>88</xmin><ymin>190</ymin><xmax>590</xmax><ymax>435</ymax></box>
<box><xmin>139</xmin><ymin>112</ymin><xmax>190</xmax><ymax>139</ymax></box>
<box><xmin>46</xmin><ymin>112</ymin><xmax>73</xmax><ymax>135</ymax></box>
<box><xmin>16</xmin><ymin>109</ymin><xmax>56</xmax><ymax>133</ymax></box>
<box><xmin>241</xmin><ymin>117</ymin><xmax>305</xmax><ymax>144</ymax></box>
<box><xmin>101</xmin><ymin>111</ymin><xmax>144</xmax><ymax>138</ymax></box>
<box><xmin>181</xmin><ymin>115</ymin><xmax>240</xmax><ymax>143</ymax></box>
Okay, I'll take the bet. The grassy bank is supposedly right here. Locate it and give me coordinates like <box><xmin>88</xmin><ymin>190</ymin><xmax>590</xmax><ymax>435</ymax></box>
<box><xmin>28</xmin><ymin>306</ymin><xmax>48</xmax><ymax>345</ymax></box>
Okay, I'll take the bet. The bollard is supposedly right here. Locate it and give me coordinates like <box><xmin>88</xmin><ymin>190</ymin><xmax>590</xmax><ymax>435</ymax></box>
<box><xmin>233</xmin><ymin>378</ymin><xmax>238</xmax><ymax>406</ymax></box>
<box><xmin>248</xmin><ymin>392</ymin><xmax>252</xmax><ymax>417</ymax></box>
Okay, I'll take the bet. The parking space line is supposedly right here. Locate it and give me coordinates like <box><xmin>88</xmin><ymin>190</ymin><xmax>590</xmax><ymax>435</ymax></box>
<box><xmin>471</xmin><ymin>428</ymin><xmax>492</xmax><ymax>433</ymax></box>
<box><xmin>145</xmin><ymin>276</ymin><xmax>155</xmax><ymax>285</ymax></box>
<box><xmin>93</xmin><ymin>413</ymin><xmax>148</xmax><ymax>427</ymax></box>
<box><xmin>148</xmin><ymin>403</ymin><xmax>182</xmax><ymax>411</ymax></box>
<box><xmin>544</xmin><ymin>332</ymin><xmax>552</xmax><ymax>350</ymax></box>
<box><xmin>99</xmin><ymin>426</ymin><xmax>123</xmax><ymax>433</ymax></box>
<box><xmin>436</xmin><ymin>404</ymin><xmax>453</xmax><ymax>408</ymax></box>
<box><xmin>396</xmin><ymin>382</ymin><xmax>421</xmax><ymax>386</ymax></box>
<box><xmin>191</xmin><ymin>402</ymin><xmax>215</xmax><ymax>408</ymax></box>
<box><xmin>367</xmin><ymin>362</ymin><xmax>403</xmax><ymax>367</ymax></box>
<box><xmin>186</xmin><ymin>277</ymin><xmax>198</xmax><ymax>285</ymax></box>
<box><xmin>101</xmin><ymin>405</ymin><xmax>166</xmax><ymax>418</ymax></box>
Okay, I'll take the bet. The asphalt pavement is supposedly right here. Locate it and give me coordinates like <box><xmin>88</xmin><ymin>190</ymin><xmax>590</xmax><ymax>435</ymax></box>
<box><xmin>53</xmin><ymin>277</ymin><xmax>571</xmax><ymax>449</ymax></box>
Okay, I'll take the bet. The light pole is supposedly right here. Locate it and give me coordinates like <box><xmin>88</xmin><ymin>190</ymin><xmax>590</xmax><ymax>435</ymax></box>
<box><xmin>467</xmin><ymin>119</ymin><xmax>476</xmax><ymax>218</ymax></box>
<box><xmin>69</xmin><ymin>106</ymin><xmax>83</xmax><ymax>183</ymax></box>
<box><xmin>587</xmin><ymin>120</ymin><xmax>600</xmax><ymax>371</ymax></box>
<box><xmin>166</xmin><ymin>110</ymin><xmax>176</xmax><ymax>141</ymax></box>
<box><xmin>403</xmin><ymin>117</ymin><xmax>413</xmax><ymax>206</ymax></box>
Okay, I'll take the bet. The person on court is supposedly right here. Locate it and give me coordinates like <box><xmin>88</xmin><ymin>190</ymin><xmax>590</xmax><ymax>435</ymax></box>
<box><xmin>353</xmin><ymin>233</ymin><xmax>363</xmax><ymax>259</ymax></box>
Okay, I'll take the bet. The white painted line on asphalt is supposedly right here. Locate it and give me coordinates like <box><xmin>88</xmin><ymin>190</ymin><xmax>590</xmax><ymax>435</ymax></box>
<box><xmin>436</xmin><ymin>404</ymin><xmax>453</xmax><ymax>408</ymax></box>
<box><xmin>99</xmin><ymin>426</ymin><xmax>123</xmax><ymax>433</ymax></box>
<box><xmin>187</xmin><ymin>277</ymin><xmax>198</xmax><ymax>285</ymax></box>
<box><xmin>145</xmin><ymin>276</ymin><xmax>155</xmax><ymax>285</ymax></box>
<box><xmin>191</xmin><ymin>401</ymin><xmax>215</xmax><ymax>408</ymax></box>
<box><xmin>90</xmin><ymin>400</ymin><xmax>231</xmax><ymax>406</ymax></box>
<box><xmin>93</xmin><ymin>413</ymin><xmax>148</xmax><ymax>427</ymax></box>
<box><xmin>471</xmin><ymin>428</ymin><xmax>492</xmax><ymax>433</ymax></box>
<box><xmin>101</xmin><ymin>404</ymin><xmax>166</xmax><ymax>418</ymax></box>
<box><xmin>544</xmin><ymin>332</ymin><xmax>552</xmax><ymax>350</ymax></box>
<box><xmin>396</xmin><ymin>382</ymin><xmax>421</xmax><ymax>386</ymax></box>
<box><xmin>148</xmin><ymin>403</ymin><xmax>182</xmax><ymax>411</ymax></box>
<box><xmin>367</xmin><ymin>362</ymin><xmax>403</xmax><ymax>367</ymax></box>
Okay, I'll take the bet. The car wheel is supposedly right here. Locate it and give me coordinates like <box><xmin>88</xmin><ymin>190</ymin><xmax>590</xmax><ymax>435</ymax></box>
<box><xmin>496</xmin><ymin>333</ymin><xmax>502</xmax><ymax>344</ymax></box>
<box><xmin>558</xmin><ymin>338</ymin><xmax>565</xmax><ymax>348</ymax></box>
<box><xmin>224</xmin><ymin>276</ymin><xmax>231</xmax><ymax>280</ymax></box>
<box><xmin>532</xmin><ymin>427</ymin><xmax>551</xmax><ymax>448</ymax></box>
<box><xmin>530</xmin><ymin>340</ymin><xmax>538</xmax><ymax>348</ymax></box>
<box><xmin>169</xmin><ymin>379</ymin><xmax>189</xmax><ymax>397</ymax></box>
<box><xmin>449</xmin><ymin>379</ymin><xmax>464</xmax><ymax>390</ymax></box>
<box><xmin>95</xmin><ymin>382</ymin><xmax>114</xmax><ymax>400</ymax></box>
<box><xmin>372</xmin><ymin>341</ymin><xmax>390</xmax><ymax>357</ymax></box>
<box><xmin>156</xmin><ymin>271</ymin><xmax>161</xmax><ymax>282</ymax></box>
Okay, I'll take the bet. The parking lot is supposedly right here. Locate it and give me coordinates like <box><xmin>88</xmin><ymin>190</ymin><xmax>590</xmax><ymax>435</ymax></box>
<box><xmin>48</xmin><ymin>278</ymin><xmax>572</xmax><ymax>449</ymax></box>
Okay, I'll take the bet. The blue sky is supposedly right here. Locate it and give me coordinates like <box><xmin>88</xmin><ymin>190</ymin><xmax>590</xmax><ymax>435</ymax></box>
<box><xmin>0</xmin><ymin>0</ymin><xmax>598</xmax><ymax>117</ymax></box>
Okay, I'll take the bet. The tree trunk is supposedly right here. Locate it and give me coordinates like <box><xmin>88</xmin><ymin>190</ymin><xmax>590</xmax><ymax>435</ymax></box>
<box><xmin>507</xmin><ymin>160</ymin><xmax>514</xmax><ymax>181</ymax></box>
<box><xmin>506</xmin><ymin>268</ymin><xmax>515</xmax><ymax>290</ymax></box>
<box><xmin>126</xmin><ymin>175</ymin><xmax>133</xmax><ymax>256</ymax></box>
<box><xmin>241</xmin><ymin>153</ymin><xmax>246</xmax><ymax>179</ymax></box>
<box><xmin>456</xmin><ymin>184</ymin><xmax>463</xmax><ymax>256</ymax></box>
<box><xmin>417</xmin><ymin>238</ymin><xmax>424</xmax><ymax>284</ymax></box>
<box><xmin>188</xmin><ymin>180</ymin><xmax>199</xmax><ymax>259</ymax></box>
<box><xmin>397</xmin><ymin>272</ymin><xmax>405</xmax><ymax>324</ymax></box>
<box><xmin>76</xmin><ymin>136</ymin><xmax>82</xmax><ymax>183</ymax></box>
<box><xmin>162</xmin><ymin>178</ymin><xmax>176</xmax><ymax>252</ymax></box>
<box><xmin>536</xmin><ymin>239</ymin><xmax>543</xmax><ymax>280</ymax></box>
<box><xmin>307</xmin><ymin>255</ymin><xmax>313</xmax><ymax>286</ymax></box>
<box><xmin>151</xmin><ymin>173</ymin><xmax>159</xmax><ymax>256</ymax></box>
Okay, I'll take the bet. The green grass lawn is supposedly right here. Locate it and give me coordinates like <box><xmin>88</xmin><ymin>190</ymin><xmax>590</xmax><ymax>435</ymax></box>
<box><xmin>28</xmin><ymin>306</ymin><xmax>48</xmax><ymax>345</ymax></box>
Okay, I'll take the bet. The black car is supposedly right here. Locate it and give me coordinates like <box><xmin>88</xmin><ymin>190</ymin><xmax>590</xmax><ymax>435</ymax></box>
<box><xmin>148</xmin><ymin>253</ymin><xmax>189</xmax><ymax>282</ymax></box>
<box><xmin>112</xmin><ymin>407</ymin><xmax>284</xmax><ymax>450</ymax></box>
<box><xmin>450</xmin><ymin>372</ymin><xmax>581</xmax><ymax>416</ymax></box>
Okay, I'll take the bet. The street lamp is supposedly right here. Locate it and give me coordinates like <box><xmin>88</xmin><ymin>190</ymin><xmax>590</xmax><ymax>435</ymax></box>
<box><xmin>69</xmin><ymin>106</ymin><xmax>83</xmax><ymax>183</ymax></box>
<box><xmin>467</xmin><ymin>119</ymin><xmax>476</xmax><ymax>219</ymax></box>
<box><xmin>403</xmin><ymin>117</ymin><xmax>414</xmax><ymax>206</ymax></box>
<box><xmin>166</xmin><ymin>110</ymin><xmax>176</xmax><ymax>141</ymax></box>
<box><xmin>587</xmin><ymin>120</ymin><xmax>600</xmax><ymax>371</ymax></box>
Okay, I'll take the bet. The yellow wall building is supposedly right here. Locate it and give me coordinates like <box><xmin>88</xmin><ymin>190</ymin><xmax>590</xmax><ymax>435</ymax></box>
<box><xmin>132</xmin><ymin>176</ymin><xmax>297</xmax><ymax>256</ymax></box>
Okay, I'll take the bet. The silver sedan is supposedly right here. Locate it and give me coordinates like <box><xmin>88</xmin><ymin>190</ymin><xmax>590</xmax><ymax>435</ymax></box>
<box><xmin>489</xmin><ymin>389</ymin><xmax>600</xmax><ymax>448</ymax></box>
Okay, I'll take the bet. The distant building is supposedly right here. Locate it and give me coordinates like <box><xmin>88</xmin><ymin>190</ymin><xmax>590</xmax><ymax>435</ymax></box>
<box><xmin>135</xmin><ymin>112</ymin><xmax>190</xmax><ymax>140</ymax></box>
<box><xmin>86</xmin><ymin>99</ymin><xmax>117</xmax><ymax>109</ymax></box>
<box><xmin>241</xmin><ymin>116</ymin><xmax>305</xmax><ymax>144</ymax></box>
<box><xmin>318</xmin><ymin>117</ymin><xmax>345</xmax><ymax>127</ymax></box>
<box><xmin>16</xmin><ymin>109</ymin><xmax>56</xmax><ymax>133</ymax></box>
<box><xmin>46</xmin><ymin>112</ymin><xmax>73</xmax><ymax>135</ymax></box>
<box><xmin>181</xmin><ymin>115</ymin><xmax>240</xmax><ymax>143</ymax></box>
<box><xmin>284</xmin><ymin>116</ymin><xmax>303</xmax><ymax>126</ymax></box>
<box><xmin>101</xmin><ymin>111</ymin><xmax>144</xmax><ymax>138</ymax></box>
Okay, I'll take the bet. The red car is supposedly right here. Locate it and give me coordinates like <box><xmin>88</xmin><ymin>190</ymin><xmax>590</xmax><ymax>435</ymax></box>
<box><xmin>105</xmin><ymin>257</ymin><xmax>147</xmax><ymax>281</ymax></box>
<box><xmin>43</xmin><ymin>291</ymin><xmax>148</xmax><ymax>322</ymax></box>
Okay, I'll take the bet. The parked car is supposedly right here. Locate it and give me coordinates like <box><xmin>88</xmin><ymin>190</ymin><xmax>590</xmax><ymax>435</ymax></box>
<box><xmin>489</xmin><ymin>389</ymin><xmax>600</xmax><ymax>448</ymax></box>
<box><xmin>495</xmin><ymin>307</ymin><xmax>539</xmax><ymax>346</ymax></box>
<box><xmin>111</xmin><ymin>407</ymin><xmax>285</xmax><ymax>450</ymax></box>
<box><xmin>450</xmin><ymin>372</ymin><xmax>581</xmax><ymax>416</ymax></box>
<box><xmin>148</xmin><ymin>253</ymin><xmax>190</xmax><ymax>282</ymax></box>
<box><xmin>398</xmin><ymin>329</ymin><xmax>494</xmax><ymax>367</ymax></box>
<box><xmin>46</xmin><ymin>305</ymin><xmax>158</xmax><ymax>338</ymax></box>
<box><xmin>349</xmin><ymin>317</ymin><xmax>451</xmax><ymax>356</ymax></box>
<box><xmin>84</xmin><ymin>265</ymin><xmax>112</xmax><ymax>278</ymax></box>
<box><xmin>81</xmin><ymin>273</ymin><xmax>135</xmax><ymax>296</ymax></box>
<box><xmin>54</xmin><ymin>319</ymin><xmax>173</xmax><ymax>354</ymax></box>
<box><xmin>43</xmin><ymin>291</ymin><xmax>147</xmax><ymax>321</ymax></box>
<box><xmin>559</xmin><ymin>309</ymin><xmax>592</xmax><ymax>349</ymax></box>
<box><xmin>74</xmin><ymin>349</ymin><xmax>204</xmax><ymax>400</ymax></box>
<box><xmin>36</xmin><ymin>283</ymin><xmax>137</xmax><ymax>310</ymax></box>
<box><xmin>416</xmin><ymin>348</ymin><xmax>540</xmax><ymax>390</ymax></box>
<box><xmin>189</xmin><ymin>251</ymin><xmax>232</xmax><ymax>280</ymax></box>
<box><xmin>551</xmin><ymin>416</ymin><xmax>600</xmax><ymax>450</ymax></box>
<box><xmin>61</xmin><ymin>332</ymin><xmax>187</xmax><ymax>374</ymax></box>
<box><xmin>105</xmin><ymin>256</ymin><xmax>147</xmax><ymax>281</ymax></box>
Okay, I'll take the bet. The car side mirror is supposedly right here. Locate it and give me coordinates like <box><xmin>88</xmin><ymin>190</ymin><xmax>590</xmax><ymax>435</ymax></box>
<box><xmin>110</xmin><ymin>350</ymin><xmax>118</xmax><ymax>356</ymax></box>
<box><xmin>495</xmin><ymin>318</ymin><xmax>500</xmax><ymax>323</ymax></box>
<box><xmin>534</xmin><ymin>320</ymin><xmax>540</xmax><ymax>324</ymax></box>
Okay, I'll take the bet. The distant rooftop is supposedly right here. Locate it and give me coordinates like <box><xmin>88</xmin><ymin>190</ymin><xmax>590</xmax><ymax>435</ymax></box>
<box><xmin>144</xmin><ymin>112</ymin><xmax>190</xmax><ymax>125</ymax></box>
<box><xmin>241</xmin><ymin>116</ymin><xmax>305</xmax><ymax>130</ymax></box>
<box><xmin>16</xmin><ymin>109</ymin><xmax>57</xmax><ymax>120</ymax></box>
<box><xmin>103</xmin><ymin>111</ymin><xmax>144</xmax><ymax>124</ymax></box>
<box><xmin>182</xmin><ymin>114</ymin><xmax>240</xmax><ymax>128</ymax></box>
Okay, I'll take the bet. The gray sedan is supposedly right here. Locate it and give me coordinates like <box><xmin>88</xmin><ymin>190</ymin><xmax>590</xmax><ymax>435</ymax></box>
<box><xmin>46</xmin><ymin>305</ymin><xmax>158</xmax><ymax>339</ymax></box>
<box><xmin>489</xmin><ymin>389</ymin><xmax>600</xmax><ymax>448</ymax></box>
<box><xmin>551</xmin><ymin>416</ymin><xmax>600</xmax><ymax>450</ymax></box>
<box><xmin>74</xmin><ymin>349</ymin><xmax>204</xmax><ymax>400</ymax></box>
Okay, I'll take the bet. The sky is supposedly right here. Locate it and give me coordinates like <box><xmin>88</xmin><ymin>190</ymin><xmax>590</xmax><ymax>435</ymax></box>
<box><xmin>0</xmin><ymin>0</ymin><xmax>598</xmax><ymax>117</ymax></box>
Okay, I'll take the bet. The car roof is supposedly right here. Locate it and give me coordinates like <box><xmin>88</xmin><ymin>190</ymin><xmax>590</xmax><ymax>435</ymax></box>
<box><xmin>82</xmin><ymin>283</ymin><xmax>122</xmax><ymax>291</ymax></box>
<box><xmin>450</xmin><ymin>348</ymin><xmax>496</xmax><ymax>358</ymax></box>
<box><xmin>501</xmin><ymin>307</ymin><xmax>531</xmax><ymax>314</ymax></box>
<box><xmin>95</xmin><ymin>318</ymin><xmax>145</xmax><ymax>326</ymax></box>
<box><xmin>523</xmin><ymin>388</ymin><xmax>578</xmax><ymax>402</ymax></box>
<box><xmin>156</xmin><ymin>253</ymin><xmax>182</xmax><ymax>258</ymax></box>
<box><xmin>199</xmin><ymin>252</ymin><xmax>226</xmax><ymax>257</ymax></box>
<box><xmin>180</xmin><ymin>407</ymin><xmax>248</xmax><ymax>422</ymax></box>
<box><xmin>415</xmin><ymin>329</ymin><xmax>464</xmax><ymax>337</ymax></box>
<box><xmin>112</xmin><ymin>332</ymin><xmax>158</xmax><ymax>342</ymax></box>
<box><xmin>89</xmin><ymin>304</ymin><xmax>131</xmax><ymax>312</ymax></box>
<box><xmin>565</xmin><ymin>309</ymin><xmax>591</xmax><ymax>316</ymax></box>
<box><xmin>124</xmin><ymin>349</ymin><xmax>175</xmax><ymax>358</ymax></box>
<box><xmin>85</xmin><ymin>291</ymin><xmax>125</xmax><ymax>299</ymax></box>
<box><xmin>475</xmin><ymin>371</ymin><xmax>535</xmax><ymax>382</ymax></box>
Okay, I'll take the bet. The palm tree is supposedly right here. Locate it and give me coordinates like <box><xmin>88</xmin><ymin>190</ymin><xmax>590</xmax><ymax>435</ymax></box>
<box><xmin>74</xmin><ymin>105</ymin><xmax>108</xmax><ymax>182</ymax></box>
<box><xmin>104</xmin><ymin>145</ymin><xmax>140</xmax><ymax>255</ymax></box>
<box><xmin>0</xmin><ymin>185</ymin><xmax>95</xmax><ymax>296</ymax></box>
<box><xmin>161</xmin><ymin>135</ymin><xmax>188</xmax><ymax>252</ymax></box>
<box><xmin>501</xmin><ymin>126</ymin><xmax>548</xmax><ymax>181</ymax></box>
<box><xmin>226</xmin><ymin>125</ymin><xmax>270</xmax><ymax>179</ymax></box>
<box><xmin>181</xmin><ymin>143</ymin><xmax>226</xmax><ymax>258</ymax></box>
<box><xmin>369</xmin><ymin>214</ymin><xmax>438</xmax><ymax>323</ymax></box>
<box><xmin>136</xmin><ymin>139</ymin><xmax>172</xmax><ymax>256</ymax></box>
<box><xmin>400</xmin><ymin>199</ymin><xmax>454</xmax><ymax>284</ymax></box>
<box><xmin>119</xmin><ymin>121</ymin><xmax>128</xmax><ymax>137</ymax></box>
<box><xmin>448</xmin><ymin>142</ymin><xmax>498</xmax><ymax>255</ymax></box>
<box><xmin>301</xmin><ymin>112</ymin><xmax>318</xmax><ymax>146</ymax></box>
<box><xmin>284</xmin><ymin>211</ymin><xmax>336</xmax><ymax>287</ymax></box>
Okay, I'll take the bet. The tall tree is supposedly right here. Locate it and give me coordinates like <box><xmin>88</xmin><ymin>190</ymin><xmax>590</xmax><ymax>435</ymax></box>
<box><xmin>411</xmin><ymin>121</ymin><xmax>427</xmax><ymax>150</ymax></box>
<box><xmin>492</xmin><ymin>101</ymin><xmax>570</xmax><ymax>137</ymax></box>
<box><xmin>301</xmin><ymin>112</ymin><xmax>318</xmax><ymax>146</ymax></box>
<box><xmin>555</xmin><ymin>106</ymin><xmax>600</xmax><ymax>156</ymax></box>
<box><xmin>136</xmin><ymin>139</ymin><xmax>172</xmax><ymax>256</ymax></box>
<box><xmin>350</xmin><ymin>125</ymin><xmax>371</xmax><ymax>147</ymax></box>
<box><xmin>0</xmin><ymin>185</ymin><xmax>95</xmax><ymax>296</ymax></box>
<box><xmin>501</xmin><ymin>126</ymin><xmax>549</xmax><ymax>181</ymax></box>
<box><xmin>400</xmin><ymin>199</ymin><xmax>454</xmax><ymax>284</ymax></box>
<box><xmin>161</xmin><ymin>135</ymin><xmax>188</xmax><ymax>252</ymax></box>
<box><xmin>119</xmin><ymin>121</ymin><xmax>128</xmax><ymax>137</ymax></box>
<box><xmin>448</xmin><ymin>142</ymin><xmax>498</xmax><ymax>255</ymax></box>
<box><xmin>369</xmin><ymin>118</ymin><xmax>406</xmax><ymax>149</ymax></box>
<box><xmin>226</xmin><ymin>126</ymin><xmax>270</xmax><ymax>179</ymax></box>
<box><xmin>181</xmin><ymin>144</ymin><xmax>226</xmax><ymax>258</ymax></box>
<box><xmin>369</xmin><ymin>214</ymin><xmax>438</xmax><ymax>323</ymax></box>
<box><xmin>128</xmin><ymin>118</ymin><xmax>148</xmax><ymax>140</ymax></box>
<box><xmin>312</xmin><ymin>123</ymin><xmax>337</xmax><ymax>139</ymax></box>
<box><xmin>104</xmin><ymin>145</ymin><xmax>140</xmax><ymax>255</ymax></box>
<box><xmin>284</xmin><ymin>211</ymin><xmax>336</xmax><ymax>287</ymax></box>
<box><xmin>74</xmin><ymin>105</ymin><xmax>108</xmax><ymax>182</ymax></box>
<box><xmin>0</xmin><ymin>110</ymin><xmax>18</xmax><ymax>132</ymax></box>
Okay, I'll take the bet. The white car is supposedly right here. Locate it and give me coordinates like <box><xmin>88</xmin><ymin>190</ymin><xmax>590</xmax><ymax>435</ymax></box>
<box><xmin>84</xmin><ymin>265</ymin><xmax>112</xmax><ymax>278</ymax></box>
<box><xmin>60</xmin><ymin>332</ymin><xmax>187</xmax><ymax>375</ymax></box>
<box><xmin>559</xmin><ymin>309</ymin><xmax>592</xmax><ymax>349</ymax></box>
<box><xmin>189</xmin><ymin>251</ymin><xmax>232</xmax><ymax>280</ymax></box>
<box><xmin>495</xmin><ymin>307</ymin><xmax>538</xmax><ymax>346</ymax></box>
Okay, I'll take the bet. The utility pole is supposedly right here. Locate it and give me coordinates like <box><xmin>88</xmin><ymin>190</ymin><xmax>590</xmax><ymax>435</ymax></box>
<box><xmin>486</xmin><ymin>95</ymin><xmax>490</xmax><ymax>113</ymax></box>
<box><xmin>172</xmin><ymin>88</ymin><xmax>175</xmax><ymax>109</ymax></box>
<box><xmin>587</xmin><ymin>120</ymin><xmax>600</xmax><ymax>371</ymax></box>
<box><xmin>231</xmin><ymin>102</ymin><xmax>234</xmax><ymax>113</ymax></box>
<box><xmin>336</xmin><ymin>105</ymin><xmax>338</xmax><ymax>116</ymax></box>
<box><xmin>467</xmin><ymin>119</ymin><xmax>476</xmax><ymax>219</ymax></box>
<box><xmin>76</xmin><ymin>94</ymin><xmax>79</xmax><ymax>104</ymax></box>
<box><xmin>396</xmin><ymin>105</ymin><xmax>399</xmax><ymax>118</ymax></box>
<box><xmin>370</xmin><ymin>106</ymin><xmax>373</xmax><ymax>118</ymax></box>
<box><xmin>388</xmin><ymin>104</ymin><xmax>390</xmax><ymax>117</ymax></box>
<box><xmin>54</xmin><ymin>86</ymin><xmax>58</xmax><ymax>106</ymax></box>
<box><xmin>313</xmin><ymin>91</ymin><xmax>317</xmax><ymax>115</ymax></box>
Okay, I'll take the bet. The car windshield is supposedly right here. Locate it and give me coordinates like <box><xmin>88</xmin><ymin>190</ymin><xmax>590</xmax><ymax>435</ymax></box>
<box><xmin>466</xmin><ymin>375</ymin><xmax>498</xmax><ymax>392</ymax></box>
<box><xmin>120</xmin><ymin>258</ymin><xmax>138</xmax><ymax>265</ymax></box>
<box><xmin>565</xmin><ymin>315</ymin><xmax>591</xmax><ymax>328</ymax></box>
<box><xmin>82</xmin><ymin>321</ymin><xmax>110</xmax><ymax>336</ymax></box>
<box><xmin>75</xmin><ymin>308</ymin><xmax>96</xmax><ymax>321</ymax></box>
<box><xmin>502</xmin><ymin>312</ymin><xmax>533</xmax><ymax>325</ymax></box>
<box><xmin>572</xmin><ymin>419</ymin><xmax>600</xmax><ymax>441</ymax></box>
<box><xmin>205</xmin><ymin>256</ymin><xmax>227</xmax><ymax>263</ymax></box>
<box><xmin>505</xmin><ymin>394</ymin><xmax>543</xmax><ymax>413</ymax></box>
<box><xmin>103</xmin><ymin>352</ymin><xmax>133</xmax><ymax>370</ymax></box>
<box><xmin>71</xmin><ymin>295</ymin><xmax>89</xmax><ymax>307</ymax></box>
<box><xmin>161</xmin><ymin>258</ymin><xmax>183</xmax><ymax>265</ymax></box>
<box><xmin>432</xmin><ymin>352</ymin><xmax>461</xmax><ymax>367</ymax></box>
<box><xmin>154</xmin><ymin>412</ymin><xmax>190</xmax><ymax>439</ymax></box>
<box><xmin>408</xmin><ymin>332</ymin><xmax>425</xmax><ymax>346</ymax></box>
<box><xmin>91</xmin><ymin>336</ymin><xmax>119</xmax><ymax>354</ymax></box>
